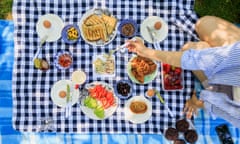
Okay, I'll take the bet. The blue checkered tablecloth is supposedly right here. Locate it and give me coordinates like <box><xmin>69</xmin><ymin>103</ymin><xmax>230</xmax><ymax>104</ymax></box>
<box><xmin>2</xmin><ymin>19</ymin><xmax>240</xmax><ymax>144</ymax></box>
<box><xmin>12</xmin><ymin>0</ymin><xmax>198</xmax><ymax>133</ymax></box>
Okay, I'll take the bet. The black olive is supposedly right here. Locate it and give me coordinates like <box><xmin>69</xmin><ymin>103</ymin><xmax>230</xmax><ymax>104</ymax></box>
<box><xmin>117</xmin><ymin>82</ymin><xmax>131</xmax><ymax>96</ymax></box>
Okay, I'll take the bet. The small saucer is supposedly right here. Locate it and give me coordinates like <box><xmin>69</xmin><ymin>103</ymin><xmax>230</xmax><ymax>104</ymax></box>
<box><xmin>54</xmin><ymin>51</ymin><xmax>73</xmax><ymax>70</ymax></box>
<box><xmin>62</xmin><ymin>24</ymin><xmax>80</xmax><ymax>44</ymax></box>
<box><xmin>114</xmin><ymin>79</ymin><xmax>133</xmax><ymax>99</ymax></box>
<box><xmin>140</xmin><ymin>16</ymin><xmax>168</xmax><ymax>43</ymax></box>
<box><xmin>118</xmin><ymin>19</ymin><xmax>138</xmax><ymax>38</ymax></box>
<box><xmin>36</xmin><ymin>14</ymin><xmax>64</xmax><ymax>42</ymax></box>
<box><xmin>145</xmin><ymin>89</ymin><xmax>155</xmax><ymax>98</ymax></box>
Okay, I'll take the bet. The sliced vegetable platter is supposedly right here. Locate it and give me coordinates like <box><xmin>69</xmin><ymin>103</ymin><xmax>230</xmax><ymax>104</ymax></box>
<box><xmin>80</xmin><ymin>81</ymin><xmax>118</xmax><ymax>120</ymax></box>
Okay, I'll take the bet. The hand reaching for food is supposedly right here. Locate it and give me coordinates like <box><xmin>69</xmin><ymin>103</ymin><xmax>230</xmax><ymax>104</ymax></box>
<box><xmin>126</xmin><ymin>39</ymin><xmax>154</xmax><ymax>58</ymax></box>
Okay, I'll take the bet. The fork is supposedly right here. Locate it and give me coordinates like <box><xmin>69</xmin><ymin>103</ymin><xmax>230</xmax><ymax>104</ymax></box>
<box><xmin>38</xmin><ymin>117</ymin><xmax>55</xmax><ymax>132</ymax></box>
<box><xmin>108</xmin><ymin>43</ymin><xmax>128</xmax><ymax>56</ymax></box>
<box><xmin>65</xmin><ymin>85</ymin><xmax>73</xmax><ymax>118</ymax></box>
<box><xmin>32</xmin><ymin>35</ymin><xmax>48</xmax><ymax>61</ymax></box>
<box><xmin>146</xmin><ymin>26</ymin><xmax>162</xmax><ymax>50</ymax></box>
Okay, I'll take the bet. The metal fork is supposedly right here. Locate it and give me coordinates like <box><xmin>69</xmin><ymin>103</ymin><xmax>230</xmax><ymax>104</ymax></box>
<box><xmin>65</xmin><ymin>86</ymin><xmax>73</xmax><ymax>118</ymax></box>
<box><xmin>146</xmin><ymin>26</ymin><xmax>162</xmax><ymax>50</ymax></box>
<box><xmin>108</xmin><ymin>43</ymin><xmax>128</xmax><ymax>56</ymax></box>
<box><xmin>32</xmin><ymin>35</ymin><xmax>48</xmax><ymax>61</ymax></box>
<box><xmin>38</xmin><ymin>117</ymin><xmax>55</xmax><ymax>132</ymax></box>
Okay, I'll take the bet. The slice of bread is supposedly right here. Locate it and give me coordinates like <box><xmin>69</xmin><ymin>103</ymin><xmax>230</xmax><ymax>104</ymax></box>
<box><xmin>101</xmin><ymin>14</ymin><xmax>117</xmax><ymax>35</ymax></box>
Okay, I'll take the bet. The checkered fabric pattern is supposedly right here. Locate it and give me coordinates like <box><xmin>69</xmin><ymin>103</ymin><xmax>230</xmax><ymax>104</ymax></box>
<box><xmin>12</xmin><ymin>0</ymin><xmax>198</xmax><ymax>133</ymax></box>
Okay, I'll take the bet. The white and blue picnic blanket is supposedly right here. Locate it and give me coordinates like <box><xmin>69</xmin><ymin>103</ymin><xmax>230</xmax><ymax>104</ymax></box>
<box><xmin>1</xmin><ymin>18</ymin><xmax>240</xmax><ymax>144</ymax></box>
<box><xmin>1</xmin><ymin>1</ymin><xmax>240</xmax><ymax>143</ymax></box>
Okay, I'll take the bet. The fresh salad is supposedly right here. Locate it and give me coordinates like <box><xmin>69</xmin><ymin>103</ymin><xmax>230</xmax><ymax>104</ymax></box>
<box><xmin>83</xmin><ymin>84</ymin><xmax>116</xmax><ymax>119</ymax></box>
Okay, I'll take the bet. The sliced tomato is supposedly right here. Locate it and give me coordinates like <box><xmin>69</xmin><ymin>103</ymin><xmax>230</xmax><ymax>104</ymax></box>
<box><xmin>88</xmin><ymin>88</ymin><xmax>95</xmax><ymax>94</ymax></box>
<box><xmin>106</xmin><ymin>91</ymin><xmax>113</xmax><ymax>99</ymax></box>
<box><xmin>102</xmin><ymin>89</ymin><xmax>108</xmax><ymax>97</ymax></box>
<box><xmin>103</xmin><ymin>102</ymin><xmax>112</xmax><ymax>109</ymax></box>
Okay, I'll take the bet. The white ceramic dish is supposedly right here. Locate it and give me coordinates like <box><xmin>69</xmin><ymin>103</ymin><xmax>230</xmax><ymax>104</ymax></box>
<box><xmin>127</xmin><ymin>55</ymin><xmax>158</xmax><ymax>84</ymax></box>
<box><xmin>50</xmin><ymin>80</ymin><xmax>79</xmax><ymax>108</ymax></box>
<box><xmin>36</xmin><ymin>14</ymin><xmax>64</xmax><ymax>42</ymax></box>
<box><xmin>92</xmin><ymin>54</ymin><xmax>115</xmax><ymax>78</ymax></box>
<box><xmin>80</xmin><ymin>81</ymin><xmax>119</xmax><ymax>120</ymax></box>
<box><xmin>140</xmin><ymin>16</ymin><xmax>168</xmax><ymax>43</ymax></box>
<box><xmin>78</xmin><ymin>8</ymin><xmax>118</xmax><ymax>46</ymax></box>
<box><xmin>124</xmin><ymin>95</ymin><xmax>152</xmax><ymax>124</ymax></box>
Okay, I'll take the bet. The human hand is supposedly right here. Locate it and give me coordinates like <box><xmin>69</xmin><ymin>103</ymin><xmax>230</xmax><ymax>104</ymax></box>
<box><xmin>126</xmin><ymin>39</ymin><xmax>152</xmax><ymax>58</ymax></box>
<box><xmin>183</xmin><ymin>91</ymin><xmax>203</xmax><ymax>119</ymax></box>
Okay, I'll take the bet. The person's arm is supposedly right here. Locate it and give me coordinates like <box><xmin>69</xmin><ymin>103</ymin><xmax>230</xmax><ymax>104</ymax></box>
<box><xmin>126</xmin><ymin>39</ymin><xmax>183</xmax><ymax>67</ymax></box>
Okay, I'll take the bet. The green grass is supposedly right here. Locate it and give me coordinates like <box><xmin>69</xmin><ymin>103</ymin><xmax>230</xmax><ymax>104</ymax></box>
<box><xmin>0</xmin><ymin>0</ymin><xmax>13</xmax><ymax>19</ymax></box>
<box><xmin>194</xmin><ymin>0</ymin><xmax>240</xmax><ymax>23</ymax></box>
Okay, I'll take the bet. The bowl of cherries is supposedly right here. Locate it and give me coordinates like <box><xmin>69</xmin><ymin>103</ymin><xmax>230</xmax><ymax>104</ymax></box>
<box><xmin>114</xmin><ymin>79</ymin><xmax>133</xmax><ymax>99</ymax></box>
<box><xmin>162</xmin><ymin>63</ymin><xmax>184</xmax><ymax>91</ymax></box>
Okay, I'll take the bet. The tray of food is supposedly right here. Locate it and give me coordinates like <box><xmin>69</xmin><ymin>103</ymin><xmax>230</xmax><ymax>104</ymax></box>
<box><xmin>79</xmin><ymin>8</ymin><xmax>118</xmax><ymax>46</ymax></box>
<box><xmin>92</xmin><ymin>53</ymin><xmax>115</xmax><ymax>78</ymax></box>
<box><xmin>161</xmin><ymin>63</ymin><xmax>184</xmax><ymax>91</ymax></box>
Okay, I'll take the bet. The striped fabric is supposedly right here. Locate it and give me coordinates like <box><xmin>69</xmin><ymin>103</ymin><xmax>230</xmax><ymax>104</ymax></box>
<box><xmin>181</xmin><ymin>42</ymin><xmax>240</xmax><ymax>86</ymax></box>
<box><xmin>181</xmin><ymin>41</ymin><xmax>240</xmax><ymax>128</ymax></box>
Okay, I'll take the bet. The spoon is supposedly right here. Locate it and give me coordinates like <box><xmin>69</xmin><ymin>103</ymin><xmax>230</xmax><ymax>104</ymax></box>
<box><xmin>108</xmin><ymin>43</ymin><xmax>128</xmax><ymax>56</ymax></box>
<box><xmin>94</xmin><ymin>8</ymin><xmax>111</xmax><ymax>16</ymax></box>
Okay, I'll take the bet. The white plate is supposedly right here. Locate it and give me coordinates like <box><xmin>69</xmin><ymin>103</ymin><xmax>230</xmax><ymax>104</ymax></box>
<box><xmin>50</xmin><ymin>80</ymin><xmax>80</xmax><ymax>108</ymax></box>
<box><xmin>127</xmin><ymin>55</ymin><xmax>158</xmax><ymax>84</ymax></box>
<box><xmin>124</xmin><ymin>96</ymin><xmax>152</xmax><ymax>124</ymax></box>
<box><xmin>92</xmin><ymin>54</ymin><xmax>115</xmax><ymax>78</ymax></box>
<box><xmin>80</xmin><ymin>81</ymin><xmax>119</xmax><ymax>120</ymax></box>
<box><xmin>79</xmin><ymin>8</ymin><xmax>117</xmax><ymax>46</ymax></box>
<box><xmin>36</xmin><ymin>14</ymin><xmax>64</xmax><ymax>42</ymax></box>
<box><xmin>140</xmin><ymin>16</ymin><xmax>168</xmax><ymax>43</ymax></box>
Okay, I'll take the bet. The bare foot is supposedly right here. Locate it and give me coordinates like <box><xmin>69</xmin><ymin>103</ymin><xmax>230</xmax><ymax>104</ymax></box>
<box><xmin>183</xmin><ymin>91</ymin><xmax>204</xmax><ymax>119</ymax></box>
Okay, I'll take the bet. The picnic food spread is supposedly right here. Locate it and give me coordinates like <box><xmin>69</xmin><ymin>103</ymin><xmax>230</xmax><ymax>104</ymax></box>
<box><xmin>12</xmin><ymin>1</ymin><xmax>198</xmax><ymax>138</ymax></box>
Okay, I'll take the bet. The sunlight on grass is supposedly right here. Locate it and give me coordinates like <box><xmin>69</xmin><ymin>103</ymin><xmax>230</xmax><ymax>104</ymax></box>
<box><xmin>194</xmin><ymin>0</ymin><xmax>240</xmax><ymax>23</ymax></box>
<box><xmin>0</xmin><ymin>0</ymin><xmax>13</xmax><ymax>19</ymax></box>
